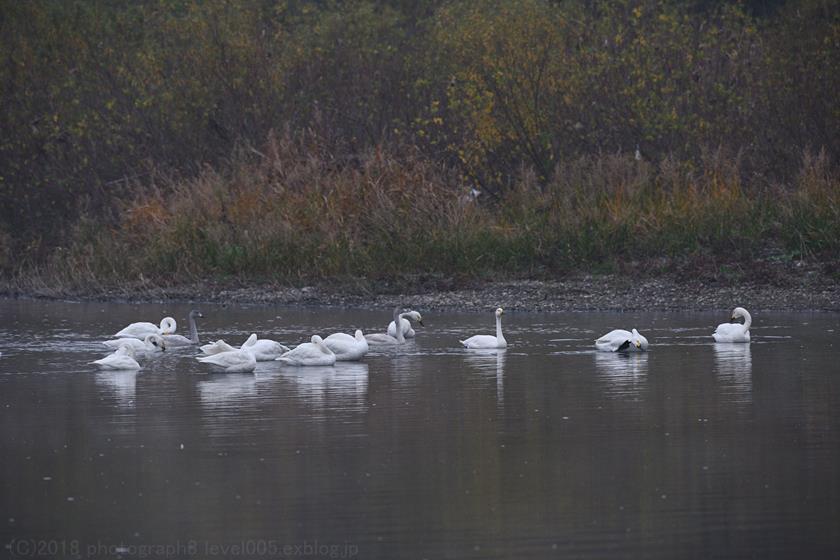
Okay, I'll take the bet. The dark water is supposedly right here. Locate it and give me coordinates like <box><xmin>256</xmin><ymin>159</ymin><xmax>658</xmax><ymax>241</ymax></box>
<box><xmin>1</xmin><ymin>299</ymin><xmax>838</xmax><ymax>559</ymax></box>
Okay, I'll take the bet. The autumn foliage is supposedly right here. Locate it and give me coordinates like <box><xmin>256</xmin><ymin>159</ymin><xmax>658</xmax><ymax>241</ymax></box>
<box><xmin>0</xmin><ymin>0</ymin><xmax>837</xmax><ymax>282</ymax></box>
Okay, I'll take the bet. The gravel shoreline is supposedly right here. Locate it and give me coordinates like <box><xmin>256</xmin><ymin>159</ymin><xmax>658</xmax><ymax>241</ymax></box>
<box><xmin>3</xmin><ymin>273</ymin><xmax>838</xmax><ymax>312</ymax></box>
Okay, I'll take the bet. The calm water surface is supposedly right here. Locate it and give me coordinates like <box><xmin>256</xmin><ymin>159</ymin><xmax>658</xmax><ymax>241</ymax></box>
<box><xmin>1</xmin><ymin>299</ymin><xmax>838</xmax><ymax>559</ymax></box>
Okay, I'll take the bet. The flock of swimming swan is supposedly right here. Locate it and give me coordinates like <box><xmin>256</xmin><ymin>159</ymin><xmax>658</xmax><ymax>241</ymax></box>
<box><xmin>91</xmin><ymin>305</ymin><xmax>753</xmax><ymax>373</ymax></box>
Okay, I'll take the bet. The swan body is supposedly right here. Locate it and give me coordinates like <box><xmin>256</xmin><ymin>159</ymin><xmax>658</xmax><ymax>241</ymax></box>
<box><xmin>324</xmin><ymin>330</ymin><xmax>369</xmax><ymax>361</ymax></box>
<box><xmin>276</xmin><ymin>335</ymin><xmax>336</xmax><ymax>366</ymax></box>
<box><xmin>460</xmin><ymin>308</ymin><xmax>507</xmax><ymax>349</ymax></box>
<box><xmin>595</xmin><ymin>328</ymin><xmax>648</xmax><ymax>352</ymax></box>
<box><xmin>196</xmin><ymin>348</ymin><xmax>257</xmax><ymax>373</ymax></box>
<box><xmin>200</xmin><ymin>339</ymin><xmax>237</xmax><ymax>355</ymax></box>
<box><xmin>115</xmin><ymin>317</ymin><xmax>176</xmax><ymax>339</ymax></box>
<box><xmin>713</xmin><ymin>307</ymin><xmax>751</xmax><ymax>343</ymax></box>
<box><xmin>241</xmin><ymin>333</ymin><xmax>290</xmax><ymax>361</ymax></box>
<box><xmin>163</xmin><ymin>310</ymin><xmax>203</xmax><ymax>346</ymax></box>
<box><xmin>387</xmin><ymin>311</ymin><xmax>424</xmax><ymax>338</ymax></box>
<box><xmin>365</xmin><ymin>307</ymin><xmax>407</xmax><ymax>345</ymax></box>
<box><xmin>92</xmin><ymin>345</ymin><xmax>141</xmax><ymax>370</ymax></box>
<box><xmin>103</xmin><ymin>334</ymin><xmax>166</xmax><ymax>353</ymax></box>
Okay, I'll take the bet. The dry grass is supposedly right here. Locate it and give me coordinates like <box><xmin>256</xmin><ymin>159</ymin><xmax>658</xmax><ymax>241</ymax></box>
<box><xmin>7</xmin><ymin>134</ymin><xmax>839</xmax><ymax>291</ymax></box>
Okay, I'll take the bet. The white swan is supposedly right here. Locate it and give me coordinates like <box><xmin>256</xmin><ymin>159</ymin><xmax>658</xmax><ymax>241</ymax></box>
<box><xmin>324</xmin><ymin>330</ymin><xmax>369</xmax><ymax>361</ymax></box>
<box><xmin>460</xmin><ymin>308</ymin><xmax>507</xmax><ymax>349</ymax></box>
<box><xmin>241</xmin><ymin>333</ymin><xmax>290</xmax><ymax>361</ymax></box>
<box><xmin>713</xmin><ymin>307</ymin><xmax>751</xmax><ymax>343</ymax></box>
<box><xmin>276</xmin><ymin>335</ymin><xmax>336</xmax><ymax>366</ymax></box>
<box><xmin>103</xmin><ymin>334</ymin><xmax>167</xmax><ymax>353</ymax></box>
<box><xmin>365</xmin><ymin>307</ymin><xmax>406</xmax><ymax>345</ymax></box>
<box><xmin>196</xmin><ymin>347</ymin><xmax>256</xmax><ymax>373</ymax></box>
<box><xmin>387</xmin><ymin>310</ymin><xmax>424</xmax><ymax>339</ymax></box>
<box><xmin>115</xmin><ymin>316</ymin><xmax>176</xmax><ymax>339</ymax></box>
<box><xmin>163</xmin><ymin>310</ymin><xmax>203</xmax><ymax>346</ymax></box>
<box><xmin>92</xmin><ymin>345</ymin><xmax>141</xmax><ymax>370</ymax></box>
<box><xmin>595</xmin><ymin>328</ymin><xmax>648</xmax><ymax>352</ymax></box>
<box><xmin>199</xmin><ymin>339</ymin><xmax>237</xmax><ymax>355</ymax></box>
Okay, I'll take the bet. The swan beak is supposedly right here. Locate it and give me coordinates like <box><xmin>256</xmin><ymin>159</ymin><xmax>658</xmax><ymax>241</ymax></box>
<box><xmin>418</xmin><ymin>319</ymin><xmax>424</xmax><ymax>326</ymax></box>
<box><xmin>635</xmin><ymin>340</ymin><xmax>641</xmax><ymax>348</ymax></box>
<box><xmin>730</xmin><ymin>316</ymin><xmax>738</xmax><ymax>323</ymax></box>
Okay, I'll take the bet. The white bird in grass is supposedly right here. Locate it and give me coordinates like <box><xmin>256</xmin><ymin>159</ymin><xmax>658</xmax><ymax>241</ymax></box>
<box><xmin>365</xmin><ymin>307</ymin><xmax>407</xmax><ymax>345</ymax></box>
<box><xmin>324</xmin><ymin>330</ymin><xmax>369</xmax><ymax>361</ymax></box>
<box><xmin>387</xmin><ymin>310</ymin><xmax>424</xmax><ymax>339</ymax></box>
<box><xmin>595</xmin><ymin>328</ymin><xmax>648</xmax><ymax>352</ymax></box>
<box><xmin>460</xmin><ymin>308</ymin><xmax>507</xmax><ymax>349</ymax></box>
<box><xmin>162</xmin><ymin>310</ymin><xmax>203</xmax><ymax>346</ymax></box>
<box><xmin>115</xmin><ymin>316</ymin><xmax>176</xmax><ymax>339</ymax></box>
<box><xmin>92</xmin><ymin>345</ymin><xmax>141</xmax><ymax>370</ymax></box>
<box><xmin>712</xmin><ymin>307</ymin><xmax>752</xmax><ymax>343</ymax></box>
<box><xmin>196</xmin><ymin>347</ymin><xmax>257</xmax><ymax>373</ymax></box>
<box><xmin>103</xmin><ymin>334</ymin><xmax>167</xmax><ymax>353</ymax></box>
<box><xmin>276</xmin><ymin>335</ymin><xmax>336</xmax><ymax>366</ymax></box>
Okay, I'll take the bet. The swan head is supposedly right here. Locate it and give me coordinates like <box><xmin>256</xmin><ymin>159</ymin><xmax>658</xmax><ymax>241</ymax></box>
<box><xmin>189</xmin><ymin>309</ymin><xmax>204</xmax><ymax>319</ymax></box>
<box><xmin>405</xmin><ymin>311</ymin><xmax>424</xmax><ymax>326</ymax></box>
<box><xmin>146</xmin><ymin>334</ymin><xmax>166</xmax><ymax>351</ymax></box>
<box><xmin>160</xmin><ymin>317</ymin><xmax>177</xmax><ymax>334</ymax></box>
<box><xmin>730</xmin><ymin>307</ymin><xmax>749</xmax><ymax>323</ymax></box>
<box><xmin>311</xmin><ymin>335</ymin><xmax>324</xmax><ymax>345</ymax></box>
<box><xmin>495</xmin><ymin>307</ymin><xmax>504</xmax><ymax>317</ymax></box>
<box><xmin>116</xmin><ymin>344</ymin><xmax>136</xmax><ymax>357</ymax></box>
<box><xmin>354</xmin><ymin>329</ymin><xmax>364</xmax><ymax>341</ymax></box>
<box><xmin>631</xmin><ymin>328</ymin><xmax>642</xmax><ymax>348</ymax></box>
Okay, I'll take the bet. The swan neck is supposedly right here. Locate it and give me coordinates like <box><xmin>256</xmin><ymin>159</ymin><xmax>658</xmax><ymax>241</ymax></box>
<box><xmin>741</xmin><ymin>310</ymin><xmax>752</xmax><ymax>331</ymax></box>
<box><xmin>189</xmin><ymin>315</ymin><xmax>199</xmax><ymax>343</ymax></box>
<box><xmin>496</xmin><ymin>314</ymin><xmax>504</xmax><ymax>342</ymax></box>
<box><xmin>394</xmin><ymin>308</ymin><xmax>404</xmax><ymax>343</ymax></box>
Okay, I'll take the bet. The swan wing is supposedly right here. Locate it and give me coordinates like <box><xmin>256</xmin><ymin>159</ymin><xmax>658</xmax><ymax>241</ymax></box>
<box><xmin>461</xmin><ymin>335</ymin><xmax>502</xmax><ymax>349</ymax></box>
<box><xmin>713</xmin><ymin>323</ymin><xmax>750</xmax><ymax>342</ymax></box>
<box><xmin>250</xmin><ymin>339</ymin><xmax>290</xmax><ymax>361</ymax></box>
<box><xmin>92</xmin><ymin>353</ymin><xmax>140</xmax><ymax>370</ymax></box>
<box><xmin>197</xmin><ymin>349</ymin><xmax>256</xmax><ymax>372</ymax></box>
<box><xmin>115</xmin><ymin>322</ymin><xmax>159</xmax><ymax>339</ymax></box>
<box><xmin>103</xmin><ymin>338</ymin><xmax>143</xmax><ymax>350</ymax></box>
<box><xmin>365</xmin><ymin>333</ymin><xmax>400</xmax><ymax>345</ymax></box>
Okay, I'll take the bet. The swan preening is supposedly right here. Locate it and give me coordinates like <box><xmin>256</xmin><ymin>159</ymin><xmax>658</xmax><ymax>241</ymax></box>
<box><xmin>200</xmin><ymin>333</ymin><xmax>289</xmax><ymax>361</ymax></box>
<box><xmin>163</xmin><ymin>310</ymin><xmax>203</xmax><ymax>346</ymax></box>
<box><xmin>387</xmin><ymin>310</ymin><xmax>424</xmax><ymax>339</ymax></box>
<box><xmin>242</xmin><ymin>333</ymin><xmax>290</xmax><ymax>361</ymax></box>
<box><xmin>713</xmin><ymin>307</ymin><xmax>752</xmax><ymax>343</ymax></box>
<box><xmin>92</xmin><ymin>345</ymin><xmax>141</xmax><ymax>370</ymax></box>
<box><xmin>324</xmin><ymin>330</ymin><xmax>369</xmax><ymax>361</ymax></box>
<box><xmin>365</xmin><ymin>307</ymin><xmax>407</xmax><ymax>345</ymax></box>
<box><xmin>196</xmin><ymin>347</ymin><xmax>257</xmax><ymax>373</ymax></box>
<box><xmin>460</xmin><ymin>308</ymin><xmax>507</xmax><ymax>349</ymax></box>
<box><xmin>115</xmin><ymin>316</ymin><xmax>176</xmax><ymax>339</ymax></box>
<box><xmin>595</xmin><ymin>328</ymin><xmax>649</xmax><ymax>352</ymax></box>
<box><xmin>103</xmin><ymin>334</ymin><xmax>167</xmax><ymax>353</ymax></box>
<box><xmin>276</xmin><ymin>335</ymin><xmax>336</xmax><ymax>366</ymax></box>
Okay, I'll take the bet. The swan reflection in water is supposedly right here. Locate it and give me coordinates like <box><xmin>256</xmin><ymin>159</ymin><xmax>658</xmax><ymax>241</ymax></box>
<box><xmin>593</xmin><ymin>351</ymin><xmax>649</xmax><ymax>398</ymax></box>
<box><xmin>713</xmin><ymin>342</ymin><xmax>753</xmax><ymax>404</ymax></box>
<box><xmin>462</xmin><ymin>348</ymin><xmax>506</xmax><ymax>405</ymax></box>
<box><xmin>276</xmin><ymin>362</ymin><xmax>369</xmax><ymax>410</ymax></box>
<box><xmin>197</xmin><ymin>373</ymin><xmax>258</xmax><ymax>410</ymax></box>
<box><xmin>95</xmin><ymin>370</ymin><xmax>137</xmax><ymax>408</ymax></box>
